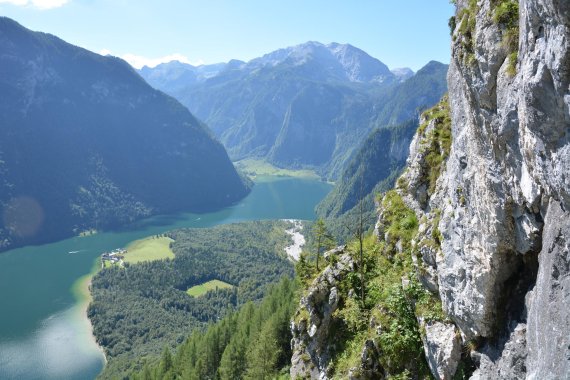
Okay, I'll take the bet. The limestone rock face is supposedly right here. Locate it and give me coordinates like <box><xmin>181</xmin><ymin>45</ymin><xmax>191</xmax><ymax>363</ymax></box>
<box><xmin>526</xmin><ymin>201</ymin><xmax>570</xmax><ymax>379</ymax></box>
<box><xmin>430</xmin><ymin>0</ymin><xmax>570</xmax><ymax>378</ymax></box>
<box><xmin>290</xmin><ymin>247</ymin><xmax>354</xmax><ymax>379</ymax></box>
<box><xmin>472</xmin><ymin>323</ymin><xmax>528</xmax><ymax>380</ymax></box>
<box><xmin>292</xmin><ymin>1</ymin><xmax>569</xmax><ymax>378</ymax></box>
<box><xmin>393</xmin><ymin>0</ymin><xmax>569</xmax><ymax>378</ymax></box>
<box><xmin>420</xmin><ymin>320</ymin><xmax>462</xmax><ymax>380</ymax></box>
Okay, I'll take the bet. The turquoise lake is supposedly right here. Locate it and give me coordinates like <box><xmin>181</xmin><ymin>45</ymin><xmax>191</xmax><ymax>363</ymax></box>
<box><xmin>0</xmin><ymin>176</ymin><xmax>332</xmax><ymax>380</ymax></box>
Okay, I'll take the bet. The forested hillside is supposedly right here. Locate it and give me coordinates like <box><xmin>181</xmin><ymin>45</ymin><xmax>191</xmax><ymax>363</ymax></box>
<box><xmin>315</xmin><ymin>119</ymin><xmax>418</xmax><ymax>241</ymax></box>
<box><xmin>89</xmin><ymin>221</ymin><xmax>295</xmax><ymax>378</ymax></box>
<box><xmin>0</xmin><ymin>17</ymin><xmax>249</xmax><ymax>252</ymax></box>
<box><xmin>131</xmin><ymin>277</ymin><xmax>298</xmax><ymax>380</ymax></box>
<box><xmin>120</xmin><ymin>98</ymin><xmax>453</xmax><ymax>380</ymax></box>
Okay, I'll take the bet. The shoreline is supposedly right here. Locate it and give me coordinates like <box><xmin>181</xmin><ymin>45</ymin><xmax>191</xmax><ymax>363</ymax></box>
<box><xmin>71</xmin><ymin>259</ymin><xmax>108</xmax><ymax>366</ymax></box>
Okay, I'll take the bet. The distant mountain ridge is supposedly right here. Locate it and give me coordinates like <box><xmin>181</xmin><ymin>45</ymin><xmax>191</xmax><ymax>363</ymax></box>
<box><xmin>245</xmin><ymin>41</ymin><xmax>395</xmax><ymax>83</ymax></box>
<box><xmin>138</xmin><ymin>42</ymin><xmax>448</xmax><ymax>179</ymax></box>
<box><xmin>0</xmin><ymin>17</ymin><xmax>249</xmax><ymax>252</ymax></box>
<box><xmin>141</xmin><ymin>42</ymin><xmax>398</xmax><ymax>90</ymax></box>
<box><xmin>139</xmin><ymin>61</ymin><xmax>227</xmax><ymax>92</ymax></box>
<box><xmin>314</xmin><ymin>62</ymin><xmax>449</xmax><ymax>239</ymax></box>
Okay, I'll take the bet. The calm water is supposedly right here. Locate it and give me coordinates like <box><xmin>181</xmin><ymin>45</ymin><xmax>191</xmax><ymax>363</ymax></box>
<box><xmin>0</xmin><ymin>176</ymin><xmax>331</xmax><ymax>380</ymax></box>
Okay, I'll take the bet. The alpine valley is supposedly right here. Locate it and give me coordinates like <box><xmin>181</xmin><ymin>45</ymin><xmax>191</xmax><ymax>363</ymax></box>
<box><xmin>0</xmin><ymin>0</ymin><xmax>569</xmax><ymax>379</ymax></box>
<box><xmin>139</xmin><ymin>42</ymin><xmax>448</xmax><ymax>180</ymax></box>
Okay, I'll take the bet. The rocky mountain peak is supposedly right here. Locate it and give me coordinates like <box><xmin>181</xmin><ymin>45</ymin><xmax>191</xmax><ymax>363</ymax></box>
<box><xmin>327</xmin><ymin>42</ymin><xmax>394</xmax><ymax>83</ymax></box>
<box><xmin>247</xmin><ymin>41</ymin><xmax>395</xmax><ymax>83</ymax></box>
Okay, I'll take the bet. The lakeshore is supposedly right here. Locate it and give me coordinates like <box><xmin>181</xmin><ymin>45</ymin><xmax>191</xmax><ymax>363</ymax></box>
<box><xmin>0</xmin><ymin>176</ymin><xmax>332</xmax><ymax>379</ymax></box>
<box><xmin>71</xmin><ymin>262</ymin><xmax>108</xmax><ymax>366</ymax></box>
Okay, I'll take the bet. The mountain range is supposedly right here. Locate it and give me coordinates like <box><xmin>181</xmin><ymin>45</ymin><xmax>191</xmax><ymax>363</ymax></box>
<box><xmin>139</xmin><ymin>42</ymin><xmax>448</xmax><ymax>179</ymax></box>
<box><xmin>0</xmin><ymin>17</ymin><xmax>249</xmax><ymax>252</ymax></box>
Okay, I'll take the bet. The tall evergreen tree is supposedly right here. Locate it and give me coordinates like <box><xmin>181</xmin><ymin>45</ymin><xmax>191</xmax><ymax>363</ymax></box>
<box><xmin>244</xmin><ymin>321</ymin><xmax>281</xmax><ymax>380</ymax></box>
<box><xmin>219</xmin><ymin>338</ymin><xmax>246</xmax><ymax>379</ymax></box>
<box><xmin>313</xmin><ymin>218</ymin><xmax>334</xmax><ymax>271</ymax></box>
<box><xmin>158</xmin><ymin>347</ymin><xmax>174</xmax><ymax>378</ymax></box>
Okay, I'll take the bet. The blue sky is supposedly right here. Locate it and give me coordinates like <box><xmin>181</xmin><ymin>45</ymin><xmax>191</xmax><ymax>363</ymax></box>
<box><xmin>0</xmin><ymin>0</ymin><xmax>455</xmax><ymax>71</ymax></box>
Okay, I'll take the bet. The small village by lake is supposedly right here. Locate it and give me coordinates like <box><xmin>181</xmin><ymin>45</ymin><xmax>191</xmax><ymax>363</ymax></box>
<box><xmin>100</xmin><ymin>248</ymin><xmax>126</xmax><ymax>267</ymax></box>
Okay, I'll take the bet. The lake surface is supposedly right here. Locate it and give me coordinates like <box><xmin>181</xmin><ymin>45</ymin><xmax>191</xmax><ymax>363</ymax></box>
<box><xmin>0</xmin><ymin>176</ymin><xmax>331</xmax><ymax>380</ymax></box>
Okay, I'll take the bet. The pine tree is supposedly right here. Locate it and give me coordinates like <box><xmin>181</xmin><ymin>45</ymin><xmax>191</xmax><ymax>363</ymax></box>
<box><xmin>219</xmin><ymin>338</ymin><xmax>247</xmax><ymax>379</ymax></box>
<box><xmin>158</xmin><ymin>346</ymin><xmax>173</xmax><ymax>377</ymax></box>
<box><xmin>244</xmin><ymin>321</ymin><xmax>281</xmax><ymax>380</ymax></box>
<box><xmin>313</xmin><ymin>218</ymin><xmax>334</xmax><ymax>271</ymax></box>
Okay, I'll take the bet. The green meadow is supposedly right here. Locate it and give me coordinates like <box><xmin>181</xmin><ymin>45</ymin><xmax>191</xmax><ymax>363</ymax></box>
<box><xmin>234</xmin><ymin>158</ymin><xmax>320</xmax><ymax>180</ymax></box>
<box><xmin>124</xmin><ymin>236</ymin><xmax>174</xmax><ymax>263</ymax></box>
<box><xmin>186</xmin><ymin>279</ymin><xmax>234</xmax><ymax>297</ymax></box>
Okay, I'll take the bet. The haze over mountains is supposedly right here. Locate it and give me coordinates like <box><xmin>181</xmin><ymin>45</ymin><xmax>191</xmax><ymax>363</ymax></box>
<box><xmin>0</xmin><ymin>17</ymin><xmax>249</xmax><ymax>252</ymax></box>
<box><xmin>139</xmin><ymin>42</ymin><xmax>448</xmax><ymax>179</ymax></box>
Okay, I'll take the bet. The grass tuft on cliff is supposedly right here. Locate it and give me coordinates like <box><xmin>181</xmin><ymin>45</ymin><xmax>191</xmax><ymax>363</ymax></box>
<box><xmin>323</xmin><ymin>191</ymin><xmax>441</xmax><ymax>378</ymax></box>
<box><xmin>492</xmin><ymin>0</ymin><xmax>520</xmax><ymax>75</ymax></box>
<box><xmin>418</xmin><ymin>96</ymin><xmax>452</xmax><ymax>195</ymax></box>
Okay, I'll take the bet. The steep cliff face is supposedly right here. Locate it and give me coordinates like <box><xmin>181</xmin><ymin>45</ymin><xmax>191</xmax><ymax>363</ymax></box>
<box><xmin>405</xmin><ymin>0</ymin><xmax>569</xmax><ymax>377</ymax></box>
<box><xmin>437</xmin><ymin>0</ymin><xmax>569</xmax><ymax>377</ymax></box>
<box><xmin>291</xmin><ymin>0</ymin><xmax>569</xmax><ymax>378</ymax></box>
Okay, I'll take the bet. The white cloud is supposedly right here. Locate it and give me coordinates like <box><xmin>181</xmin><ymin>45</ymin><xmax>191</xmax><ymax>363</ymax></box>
<box><xmin>0</xmin><ymin>0</ymin><xmax>27</xmax><ymax>6</ymax></box>
<box><xmin>99</xmin><ymin>48</ymin><xmax>113</xmax><ymax>57</ymax></box>
<box><xmin>32</xmin><ymin>0</ymin><xmax>69</xmax><ymax>9</ymax></box>
<box><xmin>0</xmin><ymin>0</ymin><xmax>70</xmax><ymax>9</ymax></box>
<box><xmin>99</xmin><ymin>49</ymin><xmax>204</xmax><ymax>69</ymax></box>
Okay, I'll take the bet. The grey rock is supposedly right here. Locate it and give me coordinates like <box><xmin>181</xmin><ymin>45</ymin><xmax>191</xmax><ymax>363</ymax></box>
<box><xmin>526</xmin><ymin>200</ymin><xmax>570</xmax><ymax>379</ymax></box>
<box><xmin>373</xmin><ymin>219</ymin><xmax>384</xmax><ymax>240</ymax></box>
<box><xmin>419</xmin><ymin>264</ymin><xmax>439</xmax><ymax>294</ymax></box>
<box><xmin>416</xmin><ymin>240</ymin><xmax>440</xmax><ymax>293</ymax></box>
<box><xmin>473</xmin><ymin>323</ymin><xmax>528</xmax><ymax>380</ymax></box>
<box><xmin>421</xmin><ymin>320</ymin><xmax>462</xmax><ymax>380</ymax></box>
<box><xmin>395</xmin><ymin>0</ymin><xmax>569</xmax><ymax>378</ymax></box>
<box><xmin>348</xmin><ymin>340</ymin><xmax>385</xmax><ymax>380</ymax></box>
<box><xmin>290</xmin><ymin>247</ymin><xmax>355</xmax><ymax>379</ymax></box>
<box><xmin>324</xmin><ymin>245</ymin><xmax>347</xmax><ymax>260</ymax></box>
<box><xmin>438</xmin><ymin>0</ymin><xmax>569</xmax><ymax>341</ymax></box>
